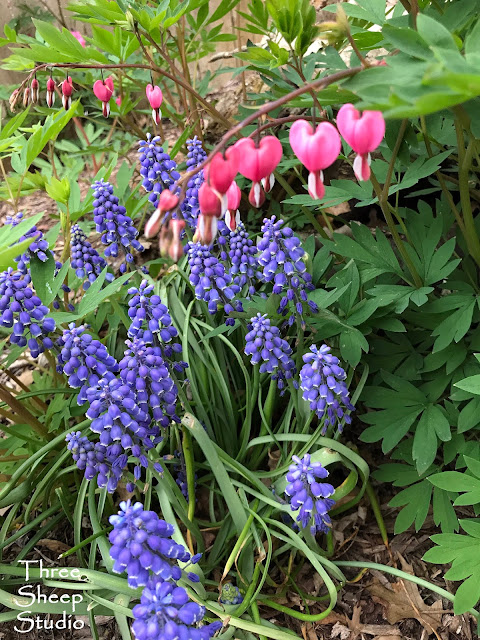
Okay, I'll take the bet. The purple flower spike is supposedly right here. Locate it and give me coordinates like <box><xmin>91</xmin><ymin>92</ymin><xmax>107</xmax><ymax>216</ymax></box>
<box><xmin>92</xmin><ymin>180</ymin><xmax>144</xmax><ymax>273</ymax></box>
<box><xmin>70</xmin><ymin>224</ymin><xmax>113</xmax><ymax>290</ymax></box>
<box><xmin>132</xmin><ymin>576</ymin><xmax>222</xmax><ymax>640</ymax></box>
<box><xmin>244</xmin><ymin>313</ymin><xmax>296</xmax><ymax>393</ymax></box>
<box><xmin>285</xmin><ymin>453</ymin><xmax>335</xmax><ymax>535</ymax></box>
<box><xmin>186</xmin><ymin>242</ymin><xmax>243</xmax><ymax>325</ymax></box>
<box><xmin>257</xmin><ymin>216</ymin><xmax>317</xmax><ymax>327</ymax></box>
<box><xmin>299</xmin><ymin>345</ymin><xmax>354</xmax><ymax>433</ymax></box>
<box><xmin>181</xmin><ymin>136</ymin><xmax>207</xmax><ymax>228</ymax></box>
<box><xmin>218</xmin><ymin>221</ymin><xmax>257</xmax><ymax>295</ymax></box>
<box><xmin>138</xmin><ymin>134</ymin><xmax>181</xmax><ymax>209</ymax></box>
<box><xmin>5</xmin><ymin>212</ymin><xmax>51</xmax><ymax>273</ymax></box>
<box><xmin>108</xmin><ymin>501</ymin><xmax>191</xmax><ymax>588</ymax></box>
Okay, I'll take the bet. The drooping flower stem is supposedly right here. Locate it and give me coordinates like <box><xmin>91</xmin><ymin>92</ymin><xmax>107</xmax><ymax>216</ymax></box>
<box><xmin>182</xmin><ymin>426</ymin><xmax>196</xmax><ymax>554</ymax></box>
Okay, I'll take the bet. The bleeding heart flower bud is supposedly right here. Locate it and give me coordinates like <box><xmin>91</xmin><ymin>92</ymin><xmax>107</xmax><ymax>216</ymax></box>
<box><xmin>9</xmin><ymin>88</ymin><xmax>20</xmax><ymax>112</ymax></box>
<box><xmin>93</xmin><ymin>77</ymin><xmax>114</xmax><ymax>117</ymax></box>
<box><xmin>168</xmin><ymin>219</ymin><xmax>185</xmax><ymax>262</ymax></box>
<box><xmin>22</xmin><ymin>87</ymin><xmax>30</xmax><ymax>108</ymax></box>
<box><xmin>30</xmin><ymin>78</ymin><xmax>39</xmax><ymax>104</ymax></box>
<box><xmin>194</xmin><ymin>213</ymin><xmax>217</xmax><ymax>245</ymax></box>
<box><xmin>61</xmin><ymin>77</ymin><xmax>74</xmax><ymax>110</ymax></box>
<box><xmin>289</xmin><ymin>120</ymin><xmax>341</xmax><ymax>200</ymax></box>
<box><xmin>144</xmin><ymin>190</ymin><xmax>179</xmax><ymax>239</ymax></box>
<box><xmin>248</xmin><ymin>182</ymin><xmax>266</xmax><ymax>208</ymax></box>
<box><xmin>336</xmin><ymin>104</ymin><xmax>385</xmax><ymax>181</ymax></box>
<box><xmin>146</xmin><ymin>84</ymin><xmax>163</xmax><ymax>125</ymax></box>
<box><xmin>46</xmin><ymin>77</ymin><xmax>55</xmax><ymax>108</ymax></box>
<box><xmin>234</xmin><ymin>136</ymin><xmax>282</xmax><ymax>182</ymax></box>
<box><xmin>71</xmin><ymin>30</ymin><xmax>86</xmax><ymax>47</ymax></box>
<box><xmin>199</xmin><ymin>183</ymin><xmax>222</xmax><ymax>218</ymax></box>
<box><xmin>115</xmin><ymin>95</ymin><xmax>122</xmax><ymax>106</ymax></box>
<box><xmin>205</xmin><ymin>147</ymin><xmax>239</xmax><ymax>194</ymax></box>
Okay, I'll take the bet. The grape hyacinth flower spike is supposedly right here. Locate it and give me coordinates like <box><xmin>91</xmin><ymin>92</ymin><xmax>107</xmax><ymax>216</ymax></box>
<box><xmin>257</xmin><ymin>216</ymin><xmax>317</xmax><ymax>326</ymax></box>
<box><xmin>289</xmin><ymin>120</ymin><xmax>341</xmax><ymax>199</ymax></box>
<box><xmin>146</xmin><ymin>83</ymin><xmax>163</xmax><ymax>125</ymax></box>
<box><xmin>285</xmin><ymin>454</ymin><xmax>335</xmax><ymax>535</ymax></box>
<box><xmin>234</xmin><ymin>136</ymin><xmax>282</xmax><ymax>207</ymax></box>
<box><xmin>138</xmin><ymin>134</ymin><xmax>181</xmax><ymax>208</ymax></box>
<box><xmin>46</xmin><ymin>76</ymin><xmax>55</xmax><ymax>108</ymax></box>
<box><xmin>244</xmin><ymin>313</ymin><xmax>296</xmax><ymax>392</ymax></box>
<box><xmin>92</xmin><ymin>179</ymin><xmax>144</xmax><ymax>272</ymax></box>
<box><xmin>60</xmin><ymin>76</ymin><xmax>74</xmax><ymax>110</ymax></box>
<box><xmin>299</xmin><ymin>344</ymin><xmax>354</xmax><ymax>433</ymax></box>
<box><xmin>70</xmin><ymin>224</ymin><xmax>113</xmax><ymax>290</ymax></box>
<box><xmin>5</xmin><ymin>212</ymin><xmax>51</xmax><ymax>273</ymax></box>
<box><xmin>132</xmin><ymin>577</ymin><xmax>222</xmax><ymax>640</ymax></box>
<box><xmin>218</xmin><ymin>219</ymin><xmax>257</xmax><ymax>294</ymax></box>
<box><xmin>108</xmin><ymin>501</ymin><xmax>194</xmax><ymax>588</ymax></box>
<box><xmin>93</xmin><ymin>76</ymin><xmax>114</xmax><ymax>117</ymax></box>
<box><xmin>336</xmin><ymin>103</ymin><xmax>385</xmax><ymax>181</ymax></box>
<box><xmin>0</xmin><ymin>268</ymin><xmax>55</xmax><ymax>358</ymax></box>
<box><xmin>181</xmin><ymin>136</ymin><xmax>207</xmax><ymax>228</ymax></box>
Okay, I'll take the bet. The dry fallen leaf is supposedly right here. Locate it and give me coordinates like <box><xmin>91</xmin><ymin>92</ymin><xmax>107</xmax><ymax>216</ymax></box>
<box><xmin>36</xmin><ymin>539</ymin><xmax>70</xmax><ymax>554</ymax></box>
<box><xmin>367</xmin><ymin>557</ymin><xmax>443</xmax><ymax>636</ymax></box>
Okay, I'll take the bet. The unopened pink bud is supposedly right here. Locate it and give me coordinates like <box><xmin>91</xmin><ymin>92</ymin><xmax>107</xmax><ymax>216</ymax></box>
<box><xmin>93</xmin><ymin>77</ymin><xmax>114</xmax><ymax>116</ymax></box>
<box><xmin>30</xmin><ymin>78</ymin><xmax>39</xmax><ymax>103</ymax></box>
<box><xmin>115</xmin><ymin>95</ymin><xmax>122</xmax><ymax>106</ymax></box>
<box><xmin>22</xmin><ymin>87</ymin><xmax>30</xmax><ymax>108</ymax></box>
<box><xmin>71</xmin><ymin>30</ymin><xmax>86</xmax><ymax>47</ymax></box>
<box><xmin>168</xmin><ymin>219</ymin><xmax>185</xmax><ymax>262</ymax></box>
<box><xmin>61</xmin><ymin>77</ymin><xmax>74</xmax><ymax>109</ymax></box>
<box><xmin>145</xmin><ymin>208</ymin><xmax>164</xmax><ymax>239</ymax></box>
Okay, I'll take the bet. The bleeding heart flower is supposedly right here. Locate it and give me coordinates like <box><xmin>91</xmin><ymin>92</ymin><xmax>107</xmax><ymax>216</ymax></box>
<box><xmin>168</xmin><ymin>219</ymin><xmax>185</xmax><ymax>262</ymax></box>
<box><xmin>30</xmin><ymin>78</ymin><xmax>39</xmax><ymax>104</ymax></box>
<box><xmin>144</xmin><ymin>190</ymin><xmax>179</xmax><ymax>239</ymax></box>
<box><xmin>233</xmin><ymin>136</ymin><xmax>282</xmax><ymax>208</ymax></box>
<box><xmin>146</xmin><ymin>84</ymin><xmax>163</xmax><ymax>125</ymax></box>
<box><xmin>22</xmin><ymin>87</ymin><xmax>30</xmax><ymax>109</ymax></box>
<box><xmin>289</xmin><ymin>120</ymin><xmax>341</xmax><ymax>199</ymax></box>
<box><xmin>60</xmin><ymin>77</ymin><xmax>74</xmax><ymax>110</ymax></box>
<box><xmin>234</xmin><ymin>136</ymin><xmax>282</xmax><ymax>182</ymax></box>
<box><xmin>336</xmin><ymin>103</ymin><xmax>385</xmax><ymax>181</ymax></box>
<box><xmin>204</xmin><ymin>147</ymin><xmax>239</xmax><ymax>195</ymax></box>
<box><xmin>225</xmin><ymin>182</ymin><xmax>241</xmax><ymax>231</ymax></box>
<box><xmin>71</xmin><ymin>31</ymin><xmax>86</xmax><ymax>47</ymax></box>
<box><xmin>93</xmin><ymin>77</ymin><xmax>114</xmax><ymax>117</ymax></box>
<box><xmin>194</xmin><ymin>213</ymin><xmax>217</xmax><ymax>245</ymax></box>
<box><xmin>115</xmin><ymin>95</ymin><xmax>122</xmax><ymax>106</ymax></box>
<box><xmin>46</xmin><ymin>77</ymin><xmax>55</xmax><ymax>108</ymax></box>
<box><xmin>199</xmin><ymin>183</ymin><xmax>222</xmax><ymax>218</ymax></box>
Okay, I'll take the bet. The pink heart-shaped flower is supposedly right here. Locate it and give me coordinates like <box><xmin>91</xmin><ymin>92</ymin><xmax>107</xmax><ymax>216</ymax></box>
<box><xmin>234</xmin><ymin>136</ymin><xmax>282</xmax><ymax>182</ymax></box>
<box><xmin>199</xmin><ymin>183</ymin><xmax>222</xmax><ymax>217</ymax></box>
<box><xmin>205</xmin><ymin>147</ymin><xmax>239</xmax><ymax>194</ymax></box>
<box><xmin>146</xmin><ymin>84</ymin><xmax>163</xmax><ymax>109</ymax></box>
<box><xmin>93</xmin><ymin>79</ymin><xmax>114</xmax><ymax>103</ymax></box>
<box><xmin>336</xmin><ymin>104</ymin><xmax>385</xmax><ymax>155</ymax></box>
<box><xmin>226</xmin><ymin>181</ymin><xmax>241</xmax><ymax>211</ymax></box>
<box><xmin>289</xmin><ymin>120</ymin><xmax>341</xmax><ymax>173</ymax></box>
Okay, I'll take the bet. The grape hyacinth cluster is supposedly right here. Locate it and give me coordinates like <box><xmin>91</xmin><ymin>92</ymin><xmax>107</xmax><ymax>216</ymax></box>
<box><xmin>65</xmin><ymin>431</ymin><xmax>109</xmax><ymax>483</ymax></box>
<box><xmin>127</xmin><ymin>280</ymin><xmax>187</xmax><ymax>373</ymax></box>
<box><xmin>70</xmin><ymin>224</ymin><xmax>113</xmax><ymax>289</ymax></box>
<box><xmin>119</xmin><ymin>338</ymin><xmax>180</xmax><ymax>428</ymax></box>
<box><xmin>181</xmin><ymin>136</ymin><xmax>207</xmax><ymax>228</ymax></box>
<box><xmin>92</xmin><ymin>180</ymin><xmax>144</xmax><ymax>273</ymax></box>
<box><xmin>0</xmin><ymin>268</ymin><xmax>55</xmax><ymax>357</ymax></box>
<box><xmin>57</xmin><ymin>323</ymin><xmax>118</xmax><ymax>405</ymax></box>
<box><xmin>299</xmin><ymin>345</ymin><xmax>354</xmax><ymax>434</ymax></box>
<box><xmin>218</xmin><ymin>221</ymin><xmax>257</xmax><ymax>296</ymax></box>
<box><xmin>132</xmin><ymin>578</ymin><xmax>222</xmax><ymax>640</ymax></box>
<box><xmin>257</xmin><ymin>216</ymin><xmax>317</xmax><ymax>327</ymax></box>
<box><xmin>244</xmin><ymin>314</ymin><xmax>296</xmax><ymax>392</ymax></box>
<box><xmin>284</xmin><ymin>454</ymin><xmax>335</xmax><ymax>535</ymax></box>
<box><xmin>108</xmin><ymin>501</ymin><xmax>193</xmax><ymax>588</ymax></box>
<box><xmin>186</xmin><ymin>242</ymin><xmax>243</xmax><ymax>325</ymax></box>
<box><xmin>219</xmin><ymin>583</ymin><xmax>243</xmax><ymax>606</ymax></box>
<box><xmin>138</xmin><ymin>134</ymin><xmax>181</xmax><ymax>208</ymax></box>
<box><xmin>86</xmin><ymin>376</ymin><xmax>163</xmax><ymax>492</ymax></box>
<box><xmin>5</xmin><ymin>212</ymin><xmax>50</xmax><ymax>273</ymax></box>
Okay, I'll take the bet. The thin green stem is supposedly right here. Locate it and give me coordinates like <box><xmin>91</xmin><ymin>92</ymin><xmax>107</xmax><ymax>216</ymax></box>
<box><xmin>365</xmin><ymin>482</ymin><xmax>388</xmax><ymax>548</ymax></box>
<box><xmin>455</xmin><ymin>121</ymin><xmax>480</xmax><ymax>267</ymax></box>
